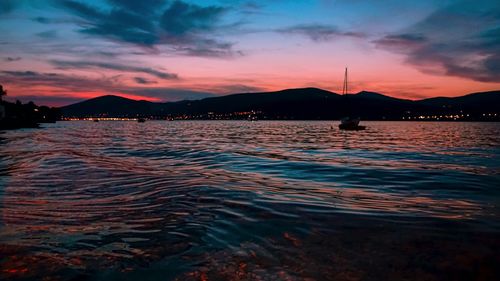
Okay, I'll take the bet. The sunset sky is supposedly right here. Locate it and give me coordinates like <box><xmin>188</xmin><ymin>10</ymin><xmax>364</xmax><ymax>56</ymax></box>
<box><xmin>0</xmin><ymin>0</ymin><xmax>499</xmax><ymax>106</ymax></box>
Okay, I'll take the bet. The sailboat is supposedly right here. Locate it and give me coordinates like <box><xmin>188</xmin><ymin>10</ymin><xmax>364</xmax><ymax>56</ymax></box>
<box><xmin>338</xmin><ymin>68</ymin><xmax>366</xmax><ymax>130</ymax></box>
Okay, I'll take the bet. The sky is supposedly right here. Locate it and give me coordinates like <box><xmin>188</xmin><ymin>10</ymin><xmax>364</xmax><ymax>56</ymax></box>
<box><xmin>0</xmin><ymin>0</ymin><xmax>499</xmax><ymax>106</ymax></box>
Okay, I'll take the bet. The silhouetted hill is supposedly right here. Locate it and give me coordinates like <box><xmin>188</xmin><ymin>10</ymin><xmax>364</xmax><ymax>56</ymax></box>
<box><xmin>417</xmin><ymin>91</ymin><xmax>500</xmax><ymax>113</ymax></box>
<box><xmin>60</xmin><ymin>88</ymin><xmax>500</xmax><ymax>120</ymax></box>
<box><xmin>354</xmin><ymin>91</ymin><xmax>409</xmax><ymax>101</ymax></box>
<box><xmin>161</xmin><ymin>88</ymin><xmax>345</xmax><ymax>118</ymax></box>
<box><xmin>61</xmin><ymin>95</ymin><xmax>160</xmax><ymax>117</ymax></box>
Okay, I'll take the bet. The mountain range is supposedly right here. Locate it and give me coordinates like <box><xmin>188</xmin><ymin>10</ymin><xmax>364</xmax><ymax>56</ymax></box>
<box><xmin>61</xmin><ymin>88</ymin><xmax>500</xmax><ymax>120</ymax></box>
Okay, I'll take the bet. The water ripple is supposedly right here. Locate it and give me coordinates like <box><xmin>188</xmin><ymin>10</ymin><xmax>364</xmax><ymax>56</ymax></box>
<box><xmin>0</xmin><ymin>121</ymin><xmax>499</xmax><ymax>280</ymax></box>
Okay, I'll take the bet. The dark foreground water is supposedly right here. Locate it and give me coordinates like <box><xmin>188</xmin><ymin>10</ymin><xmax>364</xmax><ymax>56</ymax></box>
<box><xmin>0</xmin><ymin>121</ymin><xmax>499</xmax><ymax>281</ymax></box>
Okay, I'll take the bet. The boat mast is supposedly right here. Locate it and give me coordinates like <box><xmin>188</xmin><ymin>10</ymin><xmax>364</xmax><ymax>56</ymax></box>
<box><xmin>342</xmin><ymin>67</ymin><xmax>348</xmax><ymax>95</ymax></box>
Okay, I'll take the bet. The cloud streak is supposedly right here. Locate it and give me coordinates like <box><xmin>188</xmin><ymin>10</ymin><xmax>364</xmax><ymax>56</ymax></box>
<box><xmin>3</xmin><ymin>56</ymin><xmax>22</xmax><ymax>62</ymax></box>
<box><xmin>278</xmin><ymin>24</ymin><xmax>365</xmax><ymax>42</ymax></box>
<box><xmin>0</xmin><ymin>70</ymin><xmax>215</xmax><ymax>104</ymax></box>
<box><xmin>0</xmin><ymin>70</ymin><xmax>118</xmax><ymax>92</ymax></box>
<box><xmin>50</xmin><ymin>60</ymin><xmax>179</xmax><ymax>80</ymax></box>
<box><xmin>374</xmin><ymin>0</ymin><xmax>500</xmax><ymax>83</ymax></box>
<box><xmin>134</xmin><ymin>77</ymin><xmax>157</xmax><ymax>85</ymax></box>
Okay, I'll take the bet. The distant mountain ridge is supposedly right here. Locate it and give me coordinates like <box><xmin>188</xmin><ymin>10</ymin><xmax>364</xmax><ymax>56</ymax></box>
<box><xmin>62</xmin><ymin>95</ymin><xmax>161</xmax><ymax>117</ymax></box>
<box><xmin>61</xmin><ymin>88</ymin><xmax>500</xmax><ymax>120</ymax></box>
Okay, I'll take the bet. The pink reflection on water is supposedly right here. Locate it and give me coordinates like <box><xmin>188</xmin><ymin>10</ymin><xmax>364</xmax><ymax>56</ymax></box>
<box><xmin>0</xmin><ymin>121</ymin><xmax>498</xmax><ymax>280</ymax></box>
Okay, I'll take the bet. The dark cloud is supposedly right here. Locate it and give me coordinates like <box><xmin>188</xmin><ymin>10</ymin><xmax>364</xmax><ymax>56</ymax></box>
<box><xmin>33</xmin><ymin>16</ymin><xmax>52</xmax><ymax>24</ymax></box>
<box><xmin>107</xmin><ymin>0</ymin><xmax>167</xmax><ymax>14</ymax></box>
<box><xmin>158</xmin><ymin>1</ymin><xmax>235</xmax><ymax>57</ymax></box>
<box><xmin>36</xmin><ymin>30</ymin><xmax>58</xmax><ymax>39</ymax></box>
<box><xmin>0</xmin><ymin>70</ymin><xmax>116</xmax><ymax>92</ymax></box>
<box><xmin>53</xmin><ymin>0</ymin><xmax>236</xmax><ymax>57</ymax></box>
<box><xmin>278</xmin><ymin>24</ymin><xmax>365</xmax><ymax>42</ymax></box>
<box><xmin>374</xmin><ymin>33</ymin><xmax>426</xmax><ymax>49</ymax></box>
<box><xmin>2</xmin><ymin>71</ymin><xmax>40</xmax><ymax>77</ymax></box>
<box><xmin>58</xmin><ymin>0</ymin><xmax>103</xmax><ymax>19</ymax></box>
<box><xmin>134</xmin><ymin>77</ymin><xmax>157</xmax><ymax>84</ymax></box>
<box><xmin>374</xmin><ymin>1</ymin><xmax>500</xmax><ymax>83</ymax></box>
<box><xmin>50</xmin><ymin>60</ymin><xmax>179</xmax><ymax>80</ymax></box>
<box><xmin>32</xmin><ymin>16</ymin><xmax>76</xmax><ymax>25</ymax></box>
<box><xmin>0</xmin><ymin>0</ymin><xmax>17</xmax><ymax>15</ymax></box>
<box><xmin>55</xmin><ymin>0</ymin><xmax>159</xmax><ymax>45</ymax></box>
<box><xmin>159</xmin><ymin>1</ymin><xmax>226</xmax><ymax>36</ymax></box>
<box><xmin>3</xmin><ymin>57</ymin><xmax>22</xmax><ymax>62</ymax></box>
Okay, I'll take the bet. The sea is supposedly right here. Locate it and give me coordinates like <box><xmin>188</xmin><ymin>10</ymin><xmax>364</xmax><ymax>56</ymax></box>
<box><xmin>0</xmin><ymin>121</ymin><xmax>499</xmax><ymax>280</ymax></box>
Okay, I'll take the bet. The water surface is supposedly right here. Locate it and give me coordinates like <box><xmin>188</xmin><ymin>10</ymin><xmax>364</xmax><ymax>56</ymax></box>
<box><xmin>1</xmin><ymin>121</ymin><xmax>499</xmax><ymax>280</ymax></box>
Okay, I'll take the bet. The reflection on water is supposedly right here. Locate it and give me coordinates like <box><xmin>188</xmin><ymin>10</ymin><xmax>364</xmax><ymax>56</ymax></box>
<box><xmin>0</xmin><ymin>121</ymin><xmax>499</xmax><ymax>280</ymax></box>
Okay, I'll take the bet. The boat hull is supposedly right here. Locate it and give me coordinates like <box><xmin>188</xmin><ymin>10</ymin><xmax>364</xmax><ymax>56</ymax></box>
<box><xmin>339</xmin><ymin>117</ymin><xmax>365</xmax><ymax>130</ymax></box>
<box><xmin>339</xmin><ymin>123</ymin><xmax>366</xmax><ymax>130</ymax></box>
